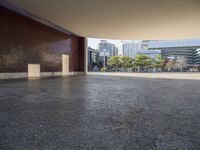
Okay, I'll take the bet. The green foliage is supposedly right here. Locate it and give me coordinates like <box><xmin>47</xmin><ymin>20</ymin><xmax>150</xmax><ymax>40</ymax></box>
<box><xmin>134</xmin><ymin>54</ymin><xmax>152</xmax><ymax>67</ymax></box>
<box><xmin>107</xmin><ymin>56</ymin><xmax>121</xmax><ymax>70</ymax></box>
<box><xmin>152</xmin><ymin>54</ymin><xmax>165</xmax><ymax>68</ymax></box>
<box><xmin>198</xmin><ymin>66</ymin><xmax>200</xmax><ymax>72</ymax></box>
<box><xmin>101</xmin><ymin>67</ymin><xmax>107</xmax><ymax>72</ymax></box>
<box><xmin>121</xmin><ymin>56</ymin><xmax>134</xmax><ymax>69</ymax></box>
<box><xmin>175</xmin><ymin>57</ymin><xmax>187</xmax><ymax>68</ymax></box>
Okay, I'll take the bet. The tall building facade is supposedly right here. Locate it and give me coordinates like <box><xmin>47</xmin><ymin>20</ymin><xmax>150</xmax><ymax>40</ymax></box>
<box><xmin>88</xmin><ymin>47</ymin><xmax>99</xmax><ymax>71</ymax></box>
<box><xmin>148</xmin><ymin>40</ymin><xmax>200</xmax><ymax>66</ymax></box>
<box><xmin>137</xmin><ymin>50</ymin><xmax>161</xmax><ymax>59</ymax></box>
<box><xmin>98</xmin><ymin>40</ymin><xmax>118</xmax><ymax>67</ymax></box>
<box><xmin>160</xmin><ymin>49</ymin><xmax>195</xmax><ymax>65</ymax></box>
<box><xmin>141</xmin><ymin>40</ymin><xmax>152</xmax><ymax>50</ymax></box>
<box><xmin>123</xmin><ymin>41</ymin><xmax>142</xmax><ymax>58</ymax></box>
<box><xmin>98</xmin><ymin>40</ymin><xmax>118</xmax><ymax>57</ymax></box>
<box><xmin>194</xmin><ymin>48</ymin><xmax>200</xmax><ymax>65</ymax></box>
<box><xmin>88</xmin><ymin>47</ymin><xmax>99</xmax><ymax>63</ymax></box>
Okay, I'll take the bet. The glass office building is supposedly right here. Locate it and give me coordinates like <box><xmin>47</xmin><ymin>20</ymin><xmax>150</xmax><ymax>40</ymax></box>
<box><xmin>148</xmin><ymin>40</ymin><xmax>200</xmax><ymax>67</ymax></box>
<box><xmin>194</xmin><ymin>48</ymin><xmax>200</xmax><ymax>65</ymax></box>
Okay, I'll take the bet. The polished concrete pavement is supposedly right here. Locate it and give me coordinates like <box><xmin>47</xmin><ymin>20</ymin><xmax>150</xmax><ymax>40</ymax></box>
<box><xmin>0</xmin><ymin>76</ymin><xmax>200</xmax><ymax>150</ymax></box>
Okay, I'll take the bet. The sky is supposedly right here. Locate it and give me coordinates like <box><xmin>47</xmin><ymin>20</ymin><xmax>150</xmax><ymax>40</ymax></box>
<box><xmin>88</xmin><ymin>38</ymin><xmax>132</xmax><ymax>56</ymax></box>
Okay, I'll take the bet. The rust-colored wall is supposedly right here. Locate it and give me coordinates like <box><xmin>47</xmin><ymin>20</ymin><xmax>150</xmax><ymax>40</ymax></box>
<box><xmin>0</xmin><ymin>7</ymin><xmax>85</xmax><ymax>73</ymax></box>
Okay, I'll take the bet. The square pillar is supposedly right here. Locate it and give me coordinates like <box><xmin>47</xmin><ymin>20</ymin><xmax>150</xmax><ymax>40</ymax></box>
<box><xmin>28</xmin><ymin>64</ymin><xmax>40</xmax><ymax>79</ymax></box>
<box><xmin>84</xmin><ymin>38</ymin><xmax>88</xmax><ymax>74</ymax></box>
<box><xmin>62</xmin><ymin>54</ymin><xmax>69</xmax><ymax>76</ymax></box>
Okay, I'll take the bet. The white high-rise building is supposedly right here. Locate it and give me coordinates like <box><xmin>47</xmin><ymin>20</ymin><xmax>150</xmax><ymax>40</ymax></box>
<box><xmin>99</xmin><ymin>40</ymin><xmax>118</xmax><ymax>57</ymax></box>
<box><xmin>123</xmin><ymin>41</ymin><xmax>142</xmax><ymax>58</ymax></box>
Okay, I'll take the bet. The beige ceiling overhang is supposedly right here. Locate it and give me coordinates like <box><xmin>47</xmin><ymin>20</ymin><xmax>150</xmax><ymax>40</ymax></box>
<box><xmin>7</xmin><ymin>0</ymin><xmax>200</xmax><ymax>40</ymax></box>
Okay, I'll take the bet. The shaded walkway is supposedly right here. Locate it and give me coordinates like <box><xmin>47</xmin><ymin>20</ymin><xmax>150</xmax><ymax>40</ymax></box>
<box><xmin>0</xmin><ymin>76</ymin><xmax>200</xmax><ymax>150</ymax></box>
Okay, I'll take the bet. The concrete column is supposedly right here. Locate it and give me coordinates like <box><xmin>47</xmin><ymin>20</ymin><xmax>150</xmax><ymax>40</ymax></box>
<box><xmin>84</xmin><ymin>38</ymin><xmax>88</xmax><ymax>74</ymax></box>
<box><xmin>28</xmin><ymin>64</ymin><xmax>40</xmax><ymax>79</ymax></box>
<box><xmin>62</xmin><ymin>54</ymin><xmax>69</xmax><ymax>76</ymax></box>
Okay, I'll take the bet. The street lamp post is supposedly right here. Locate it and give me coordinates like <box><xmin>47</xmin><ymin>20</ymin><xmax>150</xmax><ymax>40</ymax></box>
<box><xmin>103</xmin><ymin>49</ymin><xmax>106</xmax><ymax>67</ymax></box>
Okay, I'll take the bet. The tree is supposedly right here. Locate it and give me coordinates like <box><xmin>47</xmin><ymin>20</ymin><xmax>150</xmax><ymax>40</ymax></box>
<box><xmin>197</xmin><ymin>66</ymin><xmax>200</xmax><ymax>72</ymax></box>
<box><xmin>175</xmin><ymin>56</ymin><xmax>187</xmax><ymax>71</ymax></box>
<box><xmin>107</xmin><ymin>56</ymin><xmax>121</xmax><ymax>71</ymax></box>
<box><xmin>152</xmin><ymin>54</ymin><xmax>165</xmax><ymax>71</ymax></box>
<box><xmin>121</xmin><ymin>56</ymin><xmax>134</xmax><ymax>69</ymax></box>
<box><xmin>134</xmin><ymin>54</ymin><xmax>152</xmax><ymax>72</ymax></box>
<box><xmin>165</xmin><ymin>58</ymin><xmax>176</xmax><ymax>71</ymax></box>
<box><xmin>101</xmin><ymin>67</ymin><xmax>107</xmax><ymax>72</ymax></box>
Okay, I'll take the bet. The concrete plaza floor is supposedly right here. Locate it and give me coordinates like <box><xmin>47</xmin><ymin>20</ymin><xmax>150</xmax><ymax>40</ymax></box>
<box><xmin>0</xmin><ymin>75</ymin><xmax>200</xmax><ymax>150</ymax></box>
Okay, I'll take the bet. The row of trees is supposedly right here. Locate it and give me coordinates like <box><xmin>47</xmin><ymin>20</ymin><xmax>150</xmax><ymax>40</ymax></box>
<box><xmin>103</xmin><ymin>54</ymin><xmax>165</xmax><ymax>72</ymax></box>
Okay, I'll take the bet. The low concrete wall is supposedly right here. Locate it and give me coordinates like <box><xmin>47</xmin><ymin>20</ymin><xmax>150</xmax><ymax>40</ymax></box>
<box><xmin>88</xmin><ymin>72</ymin><xmax>200</xmax><ymax>80</ymax></box>
<box><xmin>0</xmin><ymin>73</ymin><xmax>28</xmax><ymax>80</ymax></box>
<box><xmin>40</xmin><ymin>72</ymin><xmax>62</xmax><ymax>77</ymax></box>
<box><xmin>0</xmin><ymin>72</ymin><xmax>85</xmax><ymax>80</ymax></box>
<box><xmin>68</xmin><ymin>72</ymin><xmax>85</xmax><ymax>76</ymax></box>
